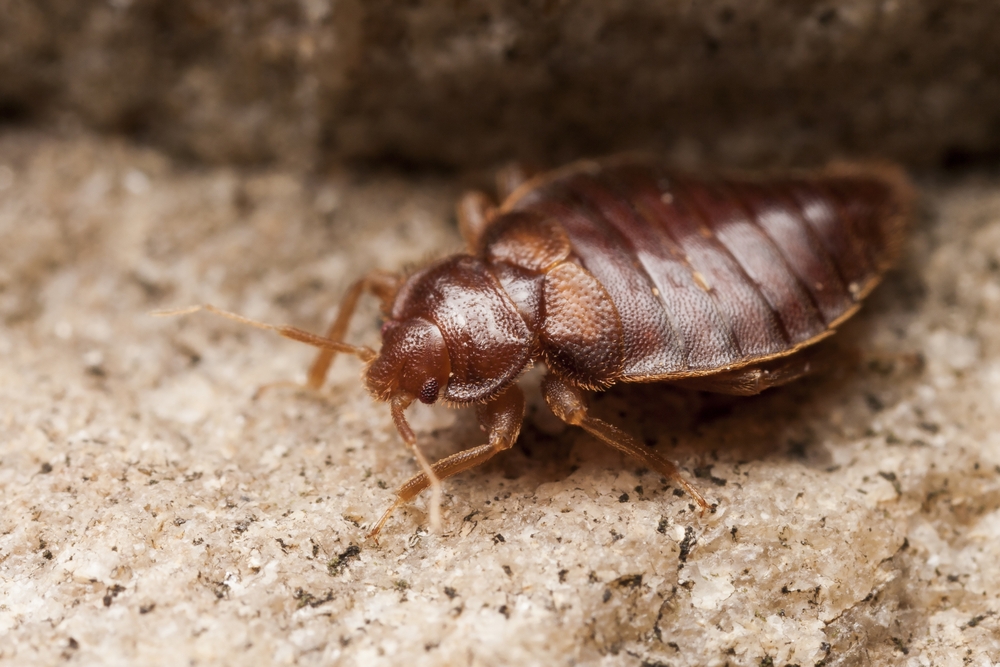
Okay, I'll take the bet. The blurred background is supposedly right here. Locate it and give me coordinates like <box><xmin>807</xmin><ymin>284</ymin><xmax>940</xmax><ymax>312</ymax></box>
<box><xmin>3</xmin><ymin>0</ymin><xmax>999</xmax><ymax>174</ymax></box>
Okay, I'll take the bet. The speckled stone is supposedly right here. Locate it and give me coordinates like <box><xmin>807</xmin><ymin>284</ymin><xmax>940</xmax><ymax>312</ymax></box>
<box><xmin>1</xmin><ymin>133</ymin><xmax>999</xmax><ymax>666</ymax></box>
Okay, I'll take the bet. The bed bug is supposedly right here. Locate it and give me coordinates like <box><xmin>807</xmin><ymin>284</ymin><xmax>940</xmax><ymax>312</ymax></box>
<box><xmin>162</xmin><ymin>156</ymin><xmax>912</xmax><ymax>540</ymax></box>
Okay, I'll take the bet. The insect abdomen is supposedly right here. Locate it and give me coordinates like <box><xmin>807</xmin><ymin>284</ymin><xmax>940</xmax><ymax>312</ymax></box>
<box><xmin>508</xmin><ymin>161</ymin><xmax>910</xmax><ymax>379</ymax></box>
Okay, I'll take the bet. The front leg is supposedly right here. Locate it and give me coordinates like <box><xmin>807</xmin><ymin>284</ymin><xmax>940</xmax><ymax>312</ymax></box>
<box><xmin>306</xmin><ymin>271</ymin><xmax>399</xmax><ymax>390</ymax></box>
<box><xmin>541</xmin><ymin>373</ymin><xmax>709</xmax><ymax>510</ymax></box>
<box><xmin>368</xmin><ymin>385</ymin><xmax>525</xmax><ymax>541</ymax></box>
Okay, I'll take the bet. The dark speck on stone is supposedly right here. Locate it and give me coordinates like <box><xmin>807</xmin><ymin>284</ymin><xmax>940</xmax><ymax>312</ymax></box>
<box><xmin>678</xmin><ymin>527</ymin><xmax>697</xmax><ymax>563</ymax></box>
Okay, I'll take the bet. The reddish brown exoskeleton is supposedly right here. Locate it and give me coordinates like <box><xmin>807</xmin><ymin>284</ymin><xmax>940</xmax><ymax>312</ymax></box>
<box><xmin>163</xmin><ymin>157</ymin><xmax>912</xmax><ymax>540</ymax></box>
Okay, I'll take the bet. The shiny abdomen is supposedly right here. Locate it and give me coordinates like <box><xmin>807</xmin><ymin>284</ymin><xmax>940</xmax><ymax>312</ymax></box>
<box><xmin>506</xmin><ymin>161</ymin><xmax>909</xmax><ymax>379</ymax></box>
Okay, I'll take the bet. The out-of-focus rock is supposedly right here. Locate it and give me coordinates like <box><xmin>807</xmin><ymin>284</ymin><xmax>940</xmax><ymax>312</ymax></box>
<box><xmin>1</xmin><ymin>1</ymin><xmax>998</xmax><ymax>170</ymax></box>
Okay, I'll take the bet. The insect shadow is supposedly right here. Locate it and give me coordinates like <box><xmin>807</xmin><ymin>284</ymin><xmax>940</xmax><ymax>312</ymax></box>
<box><xmin>449</xmin><ymin>341</ymin><xmax>850</xmax><ymax>503</ymax></box>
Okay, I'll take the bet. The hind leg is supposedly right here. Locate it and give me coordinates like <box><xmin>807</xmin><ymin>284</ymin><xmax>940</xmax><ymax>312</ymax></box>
<box><xmin>670</xmin><ymin>353</ymin><xmax>820</xmax><ymax>396</ymax></box>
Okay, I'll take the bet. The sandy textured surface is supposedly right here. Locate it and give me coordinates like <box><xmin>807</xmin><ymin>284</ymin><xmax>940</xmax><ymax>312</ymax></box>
<box><xmin>2</xmin><ymin>132</ymin><xmax>1000</xmax><ymax>666</ymax></box>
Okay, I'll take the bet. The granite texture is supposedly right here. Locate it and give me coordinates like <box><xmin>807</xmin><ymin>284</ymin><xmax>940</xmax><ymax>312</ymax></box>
<box><xmin>1</xmin><ymin>132</ymin><xmax>999</xmax><ymax>665</ymax></box>
<box><xmin>1</xmin><ymin>1</ymin><xmax>999</xmax><ymax>170</ymax></box>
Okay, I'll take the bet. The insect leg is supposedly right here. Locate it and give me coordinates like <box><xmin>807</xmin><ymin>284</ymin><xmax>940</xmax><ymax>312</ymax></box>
<box><xmin>457</xmin><ymin>191</ymin><xmax>497</xmax><ymax>253</ymax></box>
<box><xmin>541</xmin><ymin>374</ymin><xmax>710</xmax><ymax>511</ymax></box>
<box><xmin>495</xmin><ymin>162</ymin><xmax>531</xmax><ymax>201</ymax></box>
<box><xmin>458</xmin><ymin>161</ymin><xmax>541</xmax><ymax>253</ymax></box>
<box><xmin>670</xmin><ymin>352</ymin><xmax>822</xmax><ymax>396</ymax></box>
<box><xmin>368</xmin><ymin>385</ymin><xmax>525</xmax><ymax>541</ymax></box>
<box><xmin>306</xmin><ymin>271</ymin><xmax>399</xmax><ymax>390</ymax></box>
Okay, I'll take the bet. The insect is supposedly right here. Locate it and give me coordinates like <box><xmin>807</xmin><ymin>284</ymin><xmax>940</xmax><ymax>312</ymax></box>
<box><xmin>163</xmin><ymin>156</ymin><xmax>912</xmax><ymax>540</ymax></box>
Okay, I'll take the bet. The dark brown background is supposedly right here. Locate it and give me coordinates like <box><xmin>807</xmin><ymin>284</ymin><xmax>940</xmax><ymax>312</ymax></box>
<box><xmin>3</xmin><ymin>0</ymin><xmax>998</xmax><ymax>172</ymax></box>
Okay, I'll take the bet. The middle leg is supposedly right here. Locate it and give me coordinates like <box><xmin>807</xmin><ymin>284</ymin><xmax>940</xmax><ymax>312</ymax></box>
<box><xmin>541</xmin><ymin>373</ymin><xmax>709</xmax><ymax>510</ymax></box>
<box><xmin>456</xmin><ymin>162</ymin><xmax>532</xmax><ymax>253</ymax></box>
<box><xmin>457</xmin><ymin>191</ymin><xmax>497</xmax><ymax>253</ymax></box>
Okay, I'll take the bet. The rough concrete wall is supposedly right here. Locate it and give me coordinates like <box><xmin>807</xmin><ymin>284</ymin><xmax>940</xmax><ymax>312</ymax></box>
<box><xmin>2</xmin><ymin>134</ymin><xmax>1000</xmax><ymax>666</ymax></box>
<box><xmin>1</xmin><ymin>0</ymin><xmax>999</xmax><ymax>169</ymax></box>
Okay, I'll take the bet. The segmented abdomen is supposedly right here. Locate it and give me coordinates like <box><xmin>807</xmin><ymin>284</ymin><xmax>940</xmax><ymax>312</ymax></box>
<box><xmin>508</xmin><ymin>160</ymin><xmax>909</xmax><ymax>379</ymax></box>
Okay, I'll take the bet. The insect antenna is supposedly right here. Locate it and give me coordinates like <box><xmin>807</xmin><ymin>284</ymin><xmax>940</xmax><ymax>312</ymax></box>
<box><xmin>152</xmin><ymin>304</ymin><xmax>377</xmax><ymax>362</ymax></box>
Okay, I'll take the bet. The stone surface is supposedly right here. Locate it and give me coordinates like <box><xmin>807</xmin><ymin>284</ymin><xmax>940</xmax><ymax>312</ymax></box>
<box><xmin>1</xmin><ymin>1</ymin><xmax>999</xmax><ymax>170</ymax></box>
<box><xmin>1</xmin><ymin>132</ymin><xmax>999</xmax><ymax>665</ymax></box>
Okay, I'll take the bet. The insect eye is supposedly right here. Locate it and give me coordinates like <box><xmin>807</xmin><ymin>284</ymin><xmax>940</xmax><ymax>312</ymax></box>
<box><xmin>418</xmin><ymin>378</ymin><xmax>439</xmax><ymax>404</ymax></box>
